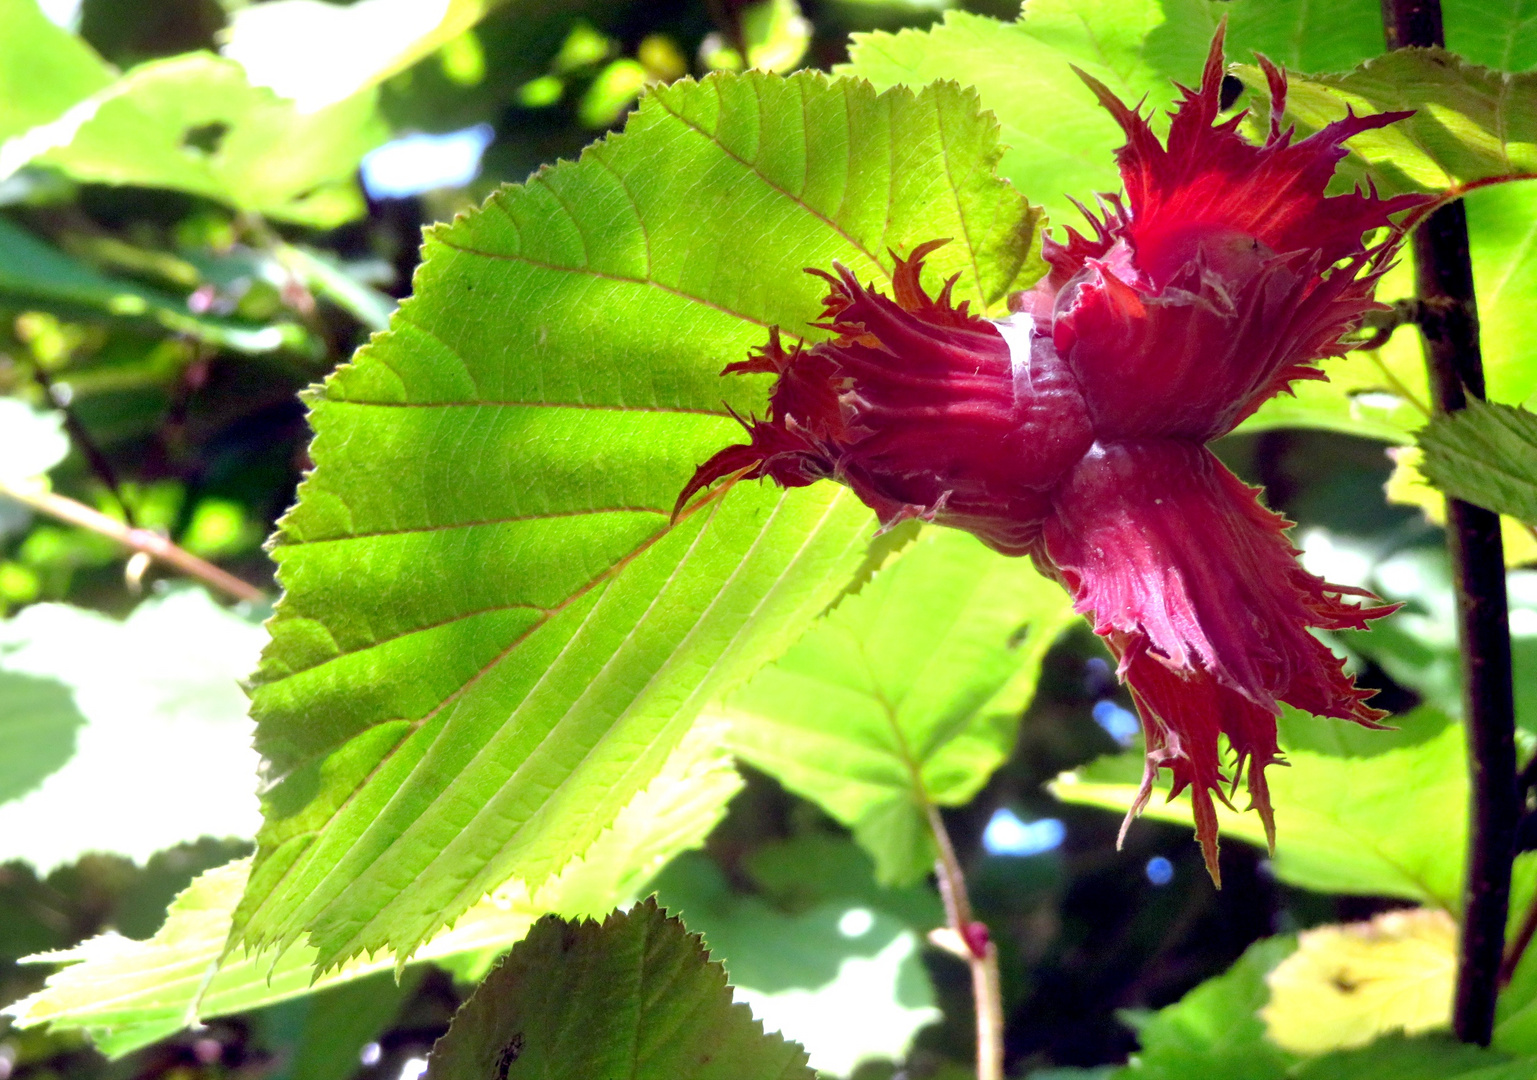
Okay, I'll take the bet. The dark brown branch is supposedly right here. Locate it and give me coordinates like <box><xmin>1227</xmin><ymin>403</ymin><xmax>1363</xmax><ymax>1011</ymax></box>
<box><xmin>1383</xmin><ymin>0</ymin><xmax>1519</xmax><ymax>1046</ymax></box>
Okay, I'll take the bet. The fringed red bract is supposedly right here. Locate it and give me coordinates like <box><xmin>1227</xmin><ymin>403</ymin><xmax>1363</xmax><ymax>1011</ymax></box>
<box><xmin>677</xmin><ymin>27</ymin><xmax>1430</xmax><ymax>882</ymax></box>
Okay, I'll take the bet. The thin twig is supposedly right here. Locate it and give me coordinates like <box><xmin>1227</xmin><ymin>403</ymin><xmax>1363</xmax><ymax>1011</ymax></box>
<box><xmin>926</xmin><ymin>804</ymin><xmax>1004</xmax><ymax>1080</ymax></box>
<box><xmin>1500</xmin><ymin>890</ymin><xmax>1537</xmax><ymax>986</ymax></box>
<box><xmin>1383</xmin><ymin>0</ymin><xmax>1519</xmax><ymax>1047</ymax></box>
<box><xmin>0</xmin><ymin>480</ymin><xmax>266</xmax><ymax>604</ymax></box>
<box><xmin>30</xmin><ymin>368</ymin><xmax>137</xmax><ymax>528</ymax></box>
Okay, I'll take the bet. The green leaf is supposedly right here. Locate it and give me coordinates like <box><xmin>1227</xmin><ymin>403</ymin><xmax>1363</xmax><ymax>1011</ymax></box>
<box><xmin>0</xmin><ymin>589</ymin><xmax>266</xmax><ymax>871</ymax></box>
<box><xmin>235</xmin><ymin>69</ymin><xmax>1042</xmax><ymax>971</ymax></box>
<box><xmin>1052</xmin><ymin>716</ymin><xmax>1468</xmax><ymax>907</ymax></box>
<box><xmin>0</xmin><ymin>216</ymin><xmax>304</xmax><ymax>352</ymax></box>
<box><xmin>0</xmin><ymin>54</ymin><xmax>387</xmax><ymax>227</ymax></box>
<box><xmin>1444</xmin><ymin>0</ymin><xmax>1537</xmax><ymax>72</ymax></box>
<box><xmin>1112</xmin><ymin>936</ymin><xmax>1298</xmax><ymax>1080</ymax></box>
<box><xmin>1418</xmin><ymin>397</ymin><xmax>1537</xmax><ymax>524</ymax></box>
<box><xmin>2</xmin><ymin>717</ymin><xmax>743</xmax><ymax>1055</ymax></box>
<box><xmin>251</xmin><ymin>970</ymin><xmax>422</xmax><ymax>1080</ymax></box>
<box><xmin>0</xmin><ymin>0</ymin><xmax>113</xmax><ymax>144</ymax></box>
<box><xmin>841</xmin><ymin>6</ymin><xmax>1174</xmax><ymax>225</ymax></box>
<box><xmin>1144</xmin><ymin>0</ymin><xmax>1387</xmax><ymax>82</ymax></box>
<box><xmin>425</xmin><ymin>898</ymin><xmax>815</xmax><ymax>1080</ymax></box>
<box><xmin>652</xmin><ymin>852</ymin><xmax>940</xmax><ymax>1076</ymax></box>
<box><xmin>1234</xmin><ymin>50</ymin><xmax>1537</xmax><ymax>197</ymax></box>
<box><xmin>1290</xmin><ymin>1034</ymin><xmax>1531</xmax><ymax>1080</ymax></box>
<box><xmin>0</xmin><ymin>670</ymin><xmax>84</xmax><ymax>806</ymax></box>
<box><xmin>720</xmin><ymin>527</ymin><xmax>1078</xmax><ymax>885</ymax></box>
<box><xmin>222</xmin><ymin>0</ymin><xmax>508</xmax><ymax>112</ymax></box>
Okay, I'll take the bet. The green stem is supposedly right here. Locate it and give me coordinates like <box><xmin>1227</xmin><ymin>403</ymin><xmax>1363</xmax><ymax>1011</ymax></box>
<box><xmin>926</xmin><ymin>804</ymin><xmax>1004</xmax><ymax>1080</ymax></box>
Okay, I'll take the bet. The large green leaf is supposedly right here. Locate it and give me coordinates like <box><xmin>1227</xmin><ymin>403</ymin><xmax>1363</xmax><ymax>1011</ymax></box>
<box><xmin>233</xmin><ymin>69</ymin><xmax>1043</xmax><ymax>972</ymax></box>
<box><xmin>425</xmin><ymin>898</ymin><xmax>815</xmax><ymax>1080</ymax></box>
<box><xmin>652</xmin><ymin>852</ymin><xmax>940</xmax><ymax>1076</ymax></box>
<box><xmin>0</xmin><ymin>589</ymin><xmax>265</xmax><ymax>871</ymax></box>
<box><xmin>0</xmin><ymin>54</ymin><xmax>387</xmax><ymax>227</ymax></box>
<box><xmin>1051</xmin><ymin>715</ymin><xmax>1467</xmax><ymax>907</ymax></box>
<box><xmin>721</xmin><ymin>527</ymin><xmax>1077</xmax><ymax>885</ymax></box>
<box><xmin>2</xmin><ymin>717</ymin><xmax>743</xmax><ymax>1056</ymax></box>
<box><xmin>0</xmin><ymin>0</ymin><xmax>113</xmax><ymax>143</ymax></box>
<box><xmin>1418</xmin><ymin>398</ymin><xmax>1537</xmax><ymax>523</ymax></box>
<box><xmin>0</xmin><ymin>215</ymin><xmax>305</xmax><ymax>352</ymax></box>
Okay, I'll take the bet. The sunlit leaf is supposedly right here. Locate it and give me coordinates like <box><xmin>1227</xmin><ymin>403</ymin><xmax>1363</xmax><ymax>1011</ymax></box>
<box><xmin>841</xmin><ymin>5</ymin><xmax>1172</xmax><ymax>225</ymax></box>
<box><xmin>233</xmin><ymin>68</ymin><xmax>1042</xmax><ymax>972</ymax></box>
<box><xmin>1261</xmin><ymin>908</ymin><xmax>1455</xmax><ymax>1054</ymax></box>
<box><xmin>0</xmin><ymin>54</ymin><xmax>387</xmax><ymax>227</ymax></box>
<box><xmin>222</xmin><ymin>0</ymin><xmax>507</xmax><ymax>112</ymax></box>
<box><xmin>2</xmin><ymin>718</ymin><xmax>742</xmax><ymax>1055</ymax></box>
<box><xmin>0</xmin><ymin>0</ymin><xmax>113</xmax><ymax>144</ymax></box>
<box><xmin>0</xmin><ymin>397</ymin><xmax>69</xmax><ymax>485</ymax></box>
<box><xmin>1385</xmin><ymin>446</ymin><xmax>1537</xmax><ymax>567</ymax></box>
<box><xmin>1051</xmin><ymin>717</ymin><xmax>1467</xmax><ymax>906</ymax></box>
<box><xmin>653</xmin><ymin>852</ymin><xmax>940</xmax><ymax>1076</ymax></box>
<box><xmin>0</xmin><ymin>589</ymin><xmax>265</xmax><ymax>871</ymax></box>
<box><xmin>720</xmin><ymin>527</ymin><xmax>1078</xmax><ymax>885</ymax></box>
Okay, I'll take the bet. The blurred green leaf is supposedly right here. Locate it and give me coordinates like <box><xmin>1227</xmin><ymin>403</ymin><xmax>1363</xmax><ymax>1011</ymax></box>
<box><xmin>0</xmin><ymin>670</ymin><xmax>84</xmax><ymax>805</ymax></box>
<box><xmin>424</xmin><ymin>898</ymin><xmax>815</xmax><ymax>1080</ymax></box>
<box><xmin>0</xmin><ymin>216</ymin><xmax>302</xmax><ymax>352</ymax></box>
<box><xmin>0</xmin><ymin>589</ymin><xmax>265</xmax><ymax>870</ymax></box>
<box><xmin>1418</xmin><ymin>398</ymin><xmax>1537</xmax><ymax>524</ymax></box>
<box><xmin>233</xmin><ymin>68</ymin><xmax>1042</xmax><ymax>972</ymax></box>
<box><xmin>1052</xmin><ymin>717</ymin><xmax>1467</xmax><ymax>906</ymax></box>
<box><xmin>222</xmin><ymin>0</ymin><xmax>508</xmax><ymax>113</ymax></box>
<box><xmin>1289</xmin><ymin>1034</ymin><xmax>1533</xmax><ymax>1080</ymax></box>
<box><xmin>1443</xmin><ymin>0</ymin><xmax>1537</xmax><ymax>72</ymax></box>
<box><xmin>1143</xmin><ymin>0</ymin><xmax>1386</xmax><ymax>82</ymax></box>
<box><xmin>0</xmin><ymin>0</ymin><xmax>114</xmax><ymax>144</ymax></box>
<box><xmin>3</xmin><ymin>718</ymin><xmax>743</xmax><ymax>1054</ymax></box>
<box><xmin>721</xmin><ymin>527</ymin><xmax>1078</xmax><ymax>885</ymax></box>
<box><xmin>1234</xmin><ymin>50</ymin><xmax>1537</xmax><ymax>197</ymax></box>
<box><xmin>0</xmin><ymin>54</ymin><xmax>387</xmax><ymax>227</ymax></box>
<box><xmin>252</xmin><ymin>970</ymin><xmax>421</xmax><ymax>1080</ymax></box>
<box><xmin>654</xmin><ymin>852</ymin><xmax>940</xmax><ymax>1076</ymax></box>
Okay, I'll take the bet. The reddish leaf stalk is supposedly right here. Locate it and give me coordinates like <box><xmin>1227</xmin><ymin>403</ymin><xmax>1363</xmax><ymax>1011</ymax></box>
<box><xmin>0</xmin><ymin>481</ymin><xmax>266</xmax><ymax>605</ymax></box>
<box><xmin>926</xmin><ymin>804</ymin><xmax>1003</xmax><ymax>1080</ymax></box>
<box><xmin>1383</xmin><ymin>0</ymin><xmax>1519</xmax><ymax>1046</ymax></box>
